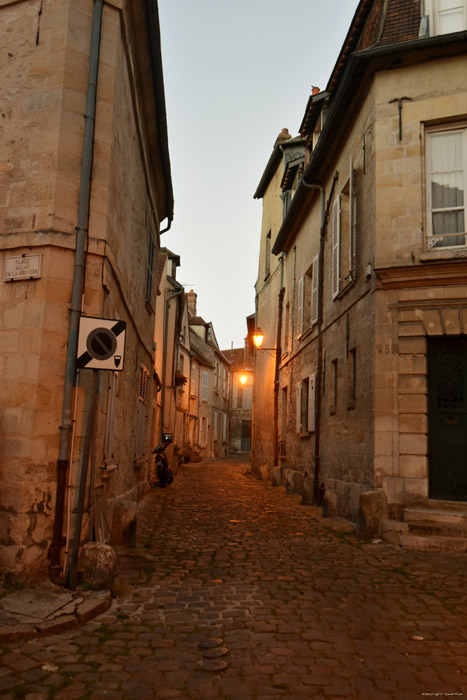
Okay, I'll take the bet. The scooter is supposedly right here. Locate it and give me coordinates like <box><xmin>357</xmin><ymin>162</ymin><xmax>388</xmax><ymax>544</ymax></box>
<box><xmin>152</xmin><ymin>433</ymin><xmax>174</xmax><ymax>488</ymax></box>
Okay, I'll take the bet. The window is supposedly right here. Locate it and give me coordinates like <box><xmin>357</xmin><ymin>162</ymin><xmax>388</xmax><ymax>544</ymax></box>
<box><xmin>296</xmin><ymin>374</ymin><xmax>316</xmax><ymax>434</ymax></box>
<box><xmin>223</xmin><ymin>368</ymin><xmax>228</xmax><ymax>398</ymax></box>
<box><xmin>145</xmin><ymin>231</ymin><xmax>154</xmax><ymax>302</ymax></box>
<box><xmin>264</xmin><ymin>231</ymin><xmax>271</xmax><ymax>280</ymax></box>
<box><xmin>331</xmin><ymin>359</ymin><xmax>338</xmax><ymax>409</ymax></box>
<box><xmin>426</xmin><ymin>0</ymin><xmax>467</xmax><ymax>34</ymax></box>
<box><xmin>298</xmin><ymin>255</ymin><xmax>320</xmax><ymax>336</ymax></box>
<box><xmin>222</xmin><ymin>413</ymin><xmax>228</xmax><ymax>442</ymax></box>
<box><xmin>236</xmin><ymin>385</ymin><xmax>243</xmax><ymax>408</ymax></box>
<box><xmin>348</xmin><ymin>348</ymin><xmax>357</xmax><ymax>406</ymax></box>
<box><xmin>214</xmin><ymin>358</ymin><xmax>219</xmax><ymax>392</ymax></box>
<box><xmin>202</xmin><ymin>371</ymin><xmax>208</xmax><ymax>401</ymax></box>
<box><xmin>283</xmin><ymin>303</ymin><xmax>290</xmax><ymax>354</ymax></box>
<box><xmin>426</xmin><ymin>126</ymin><xmax>466</xmax><ymax>249</ymax></box>
<box><xmin>332</xmin><ymin>158</ymin><xmax>356</xmax><ymax>299</ymax></box>
<box><xmin>191</xmin><ymin>364</ymin><xmax>198</xmax><ymax>397</ymax></box>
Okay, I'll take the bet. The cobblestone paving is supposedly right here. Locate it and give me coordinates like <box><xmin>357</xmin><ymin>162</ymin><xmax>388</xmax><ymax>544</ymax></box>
<box><xmin>2</xmin><ymin>457</ymin><xmax>467</xmax><ymax>699</ymax></box>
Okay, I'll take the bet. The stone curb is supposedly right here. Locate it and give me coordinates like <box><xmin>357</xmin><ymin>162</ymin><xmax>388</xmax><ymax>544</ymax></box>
<box><xmin>0</xmin><ymin>590</ymin><xmax>112</xmax><ymax>643</ymax></box>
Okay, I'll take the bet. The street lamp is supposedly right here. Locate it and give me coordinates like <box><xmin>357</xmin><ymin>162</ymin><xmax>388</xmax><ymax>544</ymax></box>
<box><xmin>252</xmin><ymin>327</ymin><xmax>264</xmax><ymax>350</ymax></box>
<box><xmin>239</xmin><ymin>374</ymin><xmax>248</xmax><ymax>385</ymax></box>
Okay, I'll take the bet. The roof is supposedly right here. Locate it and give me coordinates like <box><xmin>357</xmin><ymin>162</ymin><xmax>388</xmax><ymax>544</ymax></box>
<box><xmin>222</xmin><ymin>347</ymin><xmax>254</xmax><ymax>370</ymax></box>
<box><xmin>272</xmin><ymin>0</ymin><xmax>467</xmax><ymax>255</ymax></box>
<box><xmin>254</xmin><ymin>135</ymin><xmax>305</xmax><ymax>200</ymax></box>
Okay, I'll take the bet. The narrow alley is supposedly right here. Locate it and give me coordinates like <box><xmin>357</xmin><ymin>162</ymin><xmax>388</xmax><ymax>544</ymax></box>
<box><xmin>2</xmin><ymin>457</ymin><xmax>467</xmax><ymax>700</ymax></box>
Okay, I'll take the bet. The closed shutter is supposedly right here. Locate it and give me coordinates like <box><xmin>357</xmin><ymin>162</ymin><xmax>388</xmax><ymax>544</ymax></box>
<box><xmin>331</xmin><ymin>197</ymin><xmax>340</xmax><ymax>299</ymax></box>
<box><xmin>311</xmin><ymin>254</ymin><xmax>319</xmax><ymax>326</ymax></box>
<box><xmin>308</xmin><ymin>373</ymin><xmax>316</xmax><ymax>433</ymax></box>
<box><xmin>296</xmin><ymin>386</ymin><xmax>301</xmax><ymax>433</ymax></box>
<box><xmin>349</xmin><ymin>156</ymin><xmax>355</xmax><ymax>280</ymax></box>
<box><xmin>297</xmin><ymin>275</ymin><xmax>304</xmax><ymax>336</ymax></box>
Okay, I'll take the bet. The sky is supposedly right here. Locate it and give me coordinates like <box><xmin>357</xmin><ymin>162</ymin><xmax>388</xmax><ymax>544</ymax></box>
<box><xmin>157</xmin><ymin>0</ymin><xmax>361</xmax><ymax>350</ymax></box>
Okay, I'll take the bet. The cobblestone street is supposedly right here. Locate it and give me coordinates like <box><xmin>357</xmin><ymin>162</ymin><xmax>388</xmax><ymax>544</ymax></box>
<box><xmin>2</xmin><ymin>457</ymin><xmax>467</xmax><ymax>700</ymax></box>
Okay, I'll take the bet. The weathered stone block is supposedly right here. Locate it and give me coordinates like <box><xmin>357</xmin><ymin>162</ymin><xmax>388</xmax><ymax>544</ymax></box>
<box><xmin>301</xmin><ymin>476</ymin><xmax>314</xmax><ymax>505</ymax></box>
<box><xmin>381</xmin><ymin>519</ymin><xmax>409</xmax><ymax>545</ymax></box>
<box><xmin>357</xmin><ymin>490</ymin><xmax>388</xmax><ymax>539</ymax></box>
<box><xmin>322</xmin><ymin>489</ymin><xmax>338</xmax><ymax>517</ymax></box>
<box><xmin>78</xmin><ymin>542</ymin><xmax>118</xmax><ymax>590</ymax></box>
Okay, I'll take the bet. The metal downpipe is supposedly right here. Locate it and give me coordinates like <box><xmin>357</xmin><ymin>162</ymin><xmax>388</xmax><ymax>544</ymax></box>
<box><xmin>49</xmin><ymin>0</ymin><xmax>104</xmax><ymax>581</ymax></box>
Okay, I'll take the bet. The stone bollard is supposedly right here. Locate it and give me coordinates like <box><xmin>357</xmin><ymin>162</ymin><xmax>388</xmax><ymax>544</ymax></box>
<box><xmin>357</xmin><ymin>490</ymin><xmax>388</xmax><ymax>539</ymax></box>
<box><xmin>78</xmin><ymin>542</ymin><xmax>119</xmax><ymax>590</ymax></box>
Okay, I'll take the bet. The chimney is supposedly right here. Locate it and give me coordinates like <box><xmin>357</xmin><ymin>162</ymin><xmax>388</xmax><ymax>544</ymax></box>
<box><xmin>186</xmin><ymin>289</ymin><xmax>197</xmax><ymax>316</ymax></box>
<box><xmin>312</xmin><ymin>85</ymin><xmax>320</xmax><ymax>96</ymax></box>
<box><xmin>274</xmin><ymin>127</ymin><xmax>292</xmax><ymax>149</ymax></box>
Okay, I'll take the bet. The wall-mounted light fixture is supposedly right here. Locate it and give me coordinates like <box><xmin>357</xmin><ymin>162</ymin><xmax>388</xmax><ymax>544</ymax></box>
<box><xmin>239</xmin><ymin>374</ymin><xmax>248</xmax><ymax>385</ymax></box>
<box><xmin>252</xmin><ymin>327</ymin><xmax>276</xmax><ymax>352</ymax></box>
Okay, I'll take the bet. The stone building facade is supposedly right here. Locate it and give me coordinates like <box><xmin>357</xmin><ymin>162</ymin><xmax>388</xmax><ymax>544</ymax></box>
<box><xmin>223</xmin><ymin>342</ymin><xmax>254</xmax><ymax>455</ymax></box>
<box><xmin>253</xmin><ymin>0</ymin><xmax>467</xmax><ymax>534</ymax></box>
<box><xmin>188</xmin><ymin>291</ymin><xmax>231</xmax><ymax>459</ymax></box>
<box><xmin>0</xmin><ymin>0</ymin><xmax>173</xmax><ymax>581</ymax></box>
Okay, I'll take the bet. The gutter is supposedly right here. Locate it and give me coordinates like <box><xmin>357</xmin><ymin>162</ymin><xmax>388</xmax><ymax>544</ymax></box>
<box><xmin>145</xmin><ymin>0</ymin><xmax>174</xmax><ymax>227</ymax></box>
<box><xmin>49</xmin><ymin>0</ymin><xmax>104</xmax><ymax>582</ymax></box>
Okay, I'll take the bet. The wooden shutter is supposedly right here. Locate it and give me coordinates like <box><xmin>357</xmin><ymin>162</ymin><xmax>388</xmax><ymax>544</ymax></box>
<box><xmin>331</xmin><ymin>197</ymin><xmax>340</xmax><ymax>299</ymax></box>
<box><xmin>311</xmin><ymin>254</ymin><xmax>319</xmax><ymax>326</ymax></box>
<box><xmin>297</xmin><ymin>275</ymin><xmax>304</xmax><ymax>336</ymax></box>
<box><xmin>349</xmin><ymin>156</ymin><xmax>355</xmax><ymax>280</ymax></box>
<box><xmin>308</xmin><ymin>373</ymin><xmax>316</xmax><ymax>433</ymax></box>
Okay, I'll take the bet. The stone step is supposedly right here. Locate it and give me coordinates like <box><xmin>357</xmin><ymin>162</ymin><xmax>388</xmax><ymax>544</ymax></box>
<box><xmin>403</xmin><ymin>507</ymin><xmax>467</xmax><ymax>527</ymax></box>
<box><xmin>399</xmin><ymin>534</ymin><xmax>467</xmax><ymax>553</ymax></box>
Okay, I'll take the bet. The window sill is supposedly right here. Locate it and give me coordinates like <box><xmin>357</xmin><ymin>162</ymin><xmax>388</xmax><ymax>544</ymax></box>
<box><xmin>334</xmin><ymin>278</ymin><xmax>356</xmax><ymax>301</ymax></box>
<box><xmin>420</xmin><ymin>248</ymin><xmax>467</xmax><ymax>262</ymax></box>
<box><xmin>347</xmin><ymin>399</ymin><xmax>356</xmax><ymax>411</ymax></box>
<box><xmin>329</xmin><ymin>405</ymin><xmax>336</xmax><ymax>415</ymax></box>
<box><xmin>298</xmin><ymin>432</ymin><xmax>311</xmax><ymax>438</ymax></box>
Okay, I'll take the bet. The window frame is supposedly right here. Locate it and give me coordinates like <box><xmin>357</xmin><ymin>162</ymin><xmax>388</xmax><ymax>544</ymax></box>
<box><xmin>425</xmin><ymin>123</ymin><xmax>467</xmax><ymax>250</ymax></box>
<box><xmin>332</xmin><ymin>158</ymin><xmax>356</xmax><ymax>300</ymax></box>
<box><xmin>426</xmin><ymin>0</ymin><xmax>467</xmax><ymax>35</ymax></box>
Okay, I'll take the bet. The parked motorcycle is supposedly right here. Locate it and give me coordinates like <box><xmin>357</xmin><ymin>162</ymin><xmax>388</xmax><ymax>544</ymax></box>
<box><xmin>152</xmin><ymin>433</ymin><xmax>174</xmax><ymax>488</ymax></box>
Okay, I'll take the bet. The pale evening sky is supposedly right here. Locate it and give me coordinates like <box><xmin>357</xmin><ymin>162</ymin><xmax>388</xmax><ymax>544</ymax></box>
<box><xmin>157</xmin><ymin>0</ymin><xmax>360</xmax><ymax>350</ymax></box>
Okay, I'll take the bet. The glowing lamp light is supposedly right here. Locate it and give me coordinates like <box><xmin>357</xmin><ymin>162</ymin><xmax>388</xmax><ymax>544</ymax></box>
<box><xmin>239</xmin><ymin>374</ymin><xmax>248</xmax><ymax>385</ymax></box>
<box><xmin>253</xmin><ymin>327</ymin><xmax>264</xmax><ymax>350</ymax></box>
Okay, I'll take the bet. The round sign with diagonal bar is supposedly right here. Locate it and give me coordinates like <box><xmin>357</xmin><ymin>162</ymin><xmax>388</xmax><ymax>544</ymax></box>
<box><xmin>77</xmin><ymin>316</ymin><xmax>126</xmax><ymax>371</ymax></box>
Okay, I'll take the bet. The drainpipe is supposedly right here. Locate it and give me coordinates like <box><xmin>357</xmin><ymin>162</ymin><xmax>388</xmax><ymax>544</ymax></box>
<box><xmin>49</xmin><ymin>0</ymin><xmax>103</xmax><ymax>581</ymax></box>
<box><xmin>302</xmin><ymin>173</ymin><xmax>338</xmax><ymax>504</ymax></box>
<box><xmin>273</xmin><ymin>253</ymin><xmax>285</xmax><ymax>467</ymax></box>
<box><xmin>161</xmin><ymin>287</ymin><xmax>183</xmax><ymax>441</ymax></box>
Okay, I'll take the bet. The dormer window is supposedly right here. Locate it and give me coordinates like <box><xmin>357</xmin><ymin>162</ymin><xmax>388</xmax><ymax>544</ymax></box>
<box><xmin>424</xmin><ymin>0</ymin><xmax>467</xmax><ymax>35</ymax></box>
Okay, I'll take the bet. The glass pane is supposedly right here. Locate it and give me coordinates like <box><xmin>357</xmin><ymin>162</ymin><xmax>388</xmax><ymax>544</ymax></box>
<box><xmin>432</xmin><ymin>171</ymin><xmax>464</xmax><ymax>208</ymax></box>
<box><xmin>431</xmin><ymin>132</ymin><xmax>463</xmax><ymax>171</ymax></box>
<box><xmin>433</xmin><ymin>210</ymin><xmax>465</xmax><ymax>235</ymax></box>
<box><xmin>431</xmin><ymin>233</ymin><xmax>465</xmax><ymax>248</ymax></box>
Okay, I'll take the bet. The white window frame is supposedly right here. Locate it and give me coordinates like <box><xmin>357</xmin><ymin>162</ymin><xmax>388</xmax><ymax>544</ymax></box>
<box><xmin>425</xmin><ymin>0</ymin><xmax>467</xmax><ymax>35</ymax></box>
<box><xmin>425</xmin><ymin>124</ymin><xmax>467</xmax><ymax>250</ymax></box>
<box><xmin>332</xmin><ymin>157</ymin><xmax>355</xmax><ymax>299</ymax></box>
